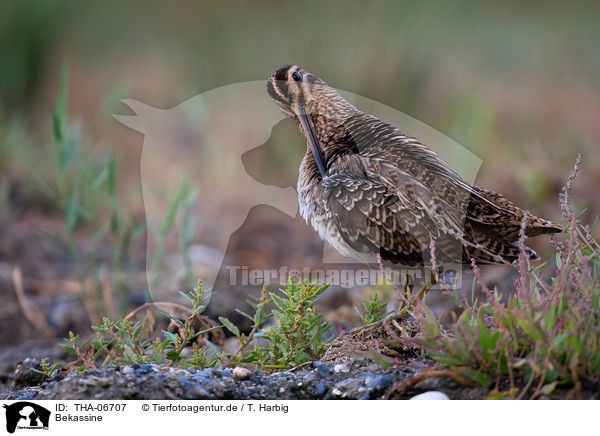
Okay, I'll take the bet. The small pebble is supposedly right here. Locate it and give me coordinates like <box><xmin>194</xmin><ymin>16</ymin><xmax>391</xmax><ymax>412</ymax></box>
<box><xmin>194</xmin><ymin>368</ymin><xmax>215</xmax><ymax>379</ymax></box>
<box><xmin>303</xmin><ymin>372</ymin><xmax>318</xmax><ymax>383</ymax></box>
<box><xmin>134</xmin><ymin>364</ymin><xmax>155</xmax><ymax>375</ymax></box>
<box><xmin>120</xmin><ymin>366</ymin><xmax>133</xmax><ymax>375</ymax></box>
<box><xmin>306</xmin><ymin>383</ymin><xmax>327</xmax><ymax>397</ymax></box>
<box><xmin>311</xmin><ymin>360</ymin><xmax>332</xmax><ymax>376</ymax></box>
<box><xmin>177</xmin><ymin>375</ymin><xmax>192</xmax><ymax>385</ymax></box>
<box><xmin>182</xmin><ymin>384</ymin><xmax>211</xmax><ymax>400</ymax></box>
<box><xmin>334</xmin><ymin>378</ymin><xmax>355</xmax><ymax>389</ymax></box>
<box><xmin>410</xmin><ymin>391</ymin><xmax>450</xmax><ymax>400</ymax></box>
<box><xmin>232</xmin><ymin>367</ymin><xmax>251</xmax><ymax>380</ymax></box>
<box><xmin>365</xmin><ymin>374</ymin><xmax>394</xmax><ymax>391</ymax></box>
<box><xmin>333</xmin><ymin>363</ymin><xmax>350</xmax><ymax>373</ymax></box>
<box><xmin>218</xmin><ymin>369</ymin><xmax>233</xmax><ymax>378</ymax></box>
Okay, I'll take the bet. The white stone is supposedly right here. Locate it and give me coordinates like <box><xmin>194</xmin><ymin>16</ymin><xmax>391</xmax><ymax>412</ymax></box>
<box><xmin>333</xmin><ymin>363</ymin><xmax>350</xmax><ymax>373</ymax></box>
<box><xmin>409</xmin><ymin>391</ymin><xmax>450</xmax><ymax>400</ymax></box>
<box><xmin>121</xmin><ymin>366</ymin><xmax>134</xmax><ymax>375</ymax></box>
<box><xmin>232</xmin><ymin>367</ymin><xmax>251</xmax><ymax>380</ymax></box>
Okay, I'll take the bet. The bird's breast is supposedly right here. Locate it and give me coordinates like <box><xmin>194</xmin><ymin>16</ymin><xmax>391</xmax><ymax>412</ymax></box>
<box><xmin>297</xmin><ymin>154</ymin><xmax>328</xmax><ymax>230</ymax></box>
<box><xmin>297</xmin><ymin>153</ymin><xmax>375</xmax><ymax>262</ymax></box>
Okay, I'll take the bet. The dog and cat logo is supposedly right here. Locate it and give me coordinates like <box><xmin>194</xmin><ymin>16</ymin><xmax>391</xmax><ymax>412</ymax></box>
<box><xmin>2</xmin><ymin>402</ymin><xmax>50</xmax><ymax>433</ymax></box>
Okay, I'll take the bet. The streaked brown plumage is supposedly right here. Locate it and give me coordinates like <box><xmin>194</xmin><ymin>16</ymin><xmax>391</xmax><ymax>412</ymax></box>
<box><xmin>267</xmin><ymin>65</ymin><xmax>561</xmax><ymax>265</ymax></box>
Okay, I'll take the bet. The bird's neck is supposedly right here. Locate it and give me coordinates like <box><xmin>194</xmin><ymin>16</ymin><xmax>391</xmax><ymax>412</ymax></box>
<box><xmin>299</xmin><ymin>94</ymin><xmax>360</xmax><ymax>180</ymax></box>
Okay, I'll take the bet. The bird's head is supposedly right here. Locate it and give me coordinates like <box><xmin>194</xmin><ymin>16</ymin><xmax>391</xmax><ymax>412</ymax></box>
<box><xmin>267</xmin><ymin>65</ymin><xmax>324</xmax><ymax>118</ymax></box>
<box><xmin>267</xmin><ymin>65</ymin><xmax>353</xmax><ymax>175</ymax></box>
<box><xmin>267</xmin><ymin>64</ymin><xmax>356</xmax><ymax>127</ymax></box>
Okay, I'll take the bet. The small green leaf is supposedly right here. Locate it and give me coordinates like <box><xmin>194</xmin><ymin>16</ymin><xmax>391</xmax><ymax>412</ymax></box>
<box><xmin>123</xmin><ymin>345</ymin><xmax>138</xmax><ymax>363</ymax></box>
<box><xmin>162</xmin><ymin>331</ymin><xmax>178</xmax><ymax>344</ymax></box>
<box><xmin>205</xmin><ymin>340</ymin><xmax>222</xmax><ymax>357</ymax></box>
<box><xmin>151</xmin><ymin>346</ymin><xmax>164</xmax><ymax>364</ymax></box>
<box><xmin>218</xmin><ymin>316</ymin><xmax>240</xmax><ymax>337</ymax></box>
<box><xmin>460</xmin><ymin>368</ymin><xmax>492</xmax><ymax>387</ymax></box>
<box><xmin>64</xmin><ymin>346</ymin><xmax>77</xmax><ymax>356</ymax></box>
<box><xmin>541</xmin><ymin>381</ymin><xmax>558</xmax><ymax>395</ymax></box>
<box><xmin>166</xmin><ymin>350</ymin><xmax>181</xmax><ymax>362</ymax></box>
<box><xmin>234</xmin><ymin>308</ymin><xmax>255</xmax><ymax>322</ymax></box>
<box><xmin>93</xmin><ymin>347</ymin><xmax>105</xmax><ymax>361</ymax></box>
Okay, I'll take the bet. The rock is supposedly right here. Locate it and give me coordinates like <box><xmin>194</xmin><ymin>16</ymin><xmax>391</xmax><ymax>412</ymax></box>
<box><xmin>181</xmin><ymin>382</ymin><xmax>211</xmax><ymax>400</ymax></box>
<box><xmin>306</xmin><ymin>382</ymin><xmax>326</xmax><ymax>398</ymax></box>
<box><xmin>233</xmin><ymin>367</ymin><xmax>251</xmax><ymax>380</ymax></box>
<box><xmin>311</xmin><ymin>360</ymin><xmax>332</xmax><ymax>376</ymax></box>
<box><xmin>331</xmin><ymin>378</ymin><xmax>360</xmax><ymax>398</ymax></box>
<box><xmin>12</xmin><ymin>358</ymin><xmax>47</xmax><ymax>389</ymax></box>
<box><xmin>133</xmin><ymin>364</ymin><xmax>155</xmax><ymax>375</ymax></box>
<box><xmin>302</xmin><ymin>372</ymin><xmax>326</xmax><ymax>398</ymax></box>
<box><xmin>365</xmin><ymin>374</ymin><xmax>394</xmax><ymax>391</ymax></box>
<box><xmin>333</xmin><ymin>363</ymin><xmax>350</xmax><ymax>373</ymax></box>
<box><xmin>410</xmin><ymin>391</ymin><xmax>450</xmax><ymax>400</ymax></box>
<box><xmin>191</xmin><ymin>368</ymin><xmax>216</xmax><ymax>384</ymax></box>
<box><xmin>218</xmin><ymin>369</ymin><xmax>233</xmax><ymax>378</ymax></box>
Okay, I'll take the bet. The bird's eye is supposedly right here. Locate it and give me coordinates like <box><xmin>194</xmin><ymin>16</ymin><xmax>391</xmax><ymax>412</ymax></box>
<box><xmin>292</xmin><ymin>72</ymin><xmax>301</xmax><ymax>82</ymax></box>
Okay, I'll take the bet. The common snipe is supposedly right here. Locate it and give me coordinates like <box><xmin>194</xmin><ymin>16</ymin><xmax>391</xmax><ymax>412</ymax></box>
<box><xmin>267</xmin><ymin>65</ymin><xmax>561</xmax><ymax>266</ymax></box>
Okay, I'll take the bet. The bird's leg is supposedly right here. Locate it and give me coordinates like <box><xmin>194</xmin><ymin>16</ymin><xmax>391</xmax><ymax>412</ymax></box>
<box><xmin>349</xmin><ymin>269</ymin><xmax>438</xmax><ymax>337</ymax></box>
<box><xmin>416</xmin><ymin>269</ymin><xmax>437</xmax><ymax>302</ymax></box>
<box><xmin>395</xmin><ymin>268</ymin><xmax>437</xmax><ymax>318</ymax></box>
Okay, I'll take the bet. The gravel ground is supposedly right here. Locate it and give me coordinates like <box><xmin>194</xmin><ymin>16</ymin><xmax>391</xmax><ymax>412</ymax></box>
<box><xmin>0</xmin><ymin>356</ymin><xmax>492</xmax><ymax>401</ymax></box>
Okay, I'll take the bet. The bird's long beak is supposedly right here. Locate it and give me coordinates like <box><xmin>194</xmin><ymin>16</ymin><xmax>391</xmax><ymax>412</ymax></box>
<box><xmin>293</xmin><ymin>103</ymin><xmax>327</xmax><ymax>177</ymax></box>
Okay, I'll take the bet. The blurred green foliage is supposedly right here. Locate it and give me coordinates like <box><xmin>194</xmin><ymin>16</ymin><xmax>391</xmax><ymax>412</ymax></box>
<box><xmin>0</xmin><ymin>0</ymin><xmax>598</xmax><ymax>311</ymax></box>
<box><xmin>1</xmin><ymin>1</ymin><xmax>599</xmax><ymax>112</ymax></box>
<box><xmin>0</xmin><ymin>1</ymin><xmax>67</xmax><ymax>109</ymax></box>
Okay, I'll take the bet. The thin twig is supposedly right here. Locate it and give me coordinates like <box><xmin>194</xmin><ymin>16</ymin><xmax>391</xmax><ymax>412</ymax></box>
<box><xmin>124</xmin><ymin>302</ymin><xmax>193</xmax><ymax>320</ymax></box>
<box><xmin>12</xmin><ymin>267</ymin><xmax>54</xmax><ymax>339</ymax></box>
<box><xmin>285</xmin><ymin>361</ymin><xmax>313</xmax><ymax>373</ymax></box>
<box><xmin>385</xmin><ymin>370</ymin><xmax>475</xmax><ymax>399</ymax></box>
<box><xmin>516</xmin><ymin>372</ymin><xmax>536</xmax><ymax>400</ymax></box>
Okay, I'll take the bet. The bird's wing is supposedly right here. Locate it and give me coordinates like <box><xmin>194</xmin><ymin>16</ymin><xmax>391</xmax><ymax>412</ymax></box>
<box><xmin>370</xmin><ymin>157</ymin><xmax>545</xmax><ymax>262</ymax></box>
<box><xmin>323</xmin><ymin>116</ymin><xmax>557</xmax><ymax>264</ymax></box>
<box><xmin>322</xmin><ymin>163</ymin><xmax>465</xmax><ymax>265</ymax></box>
<box><xmin>339</xmin><ymin>115</ymin><xmax>484</xmax><ymax>236</ymax></box>
<box><xmin>324</xmin><ymin>153</ymin><xmax>536</xmax><ymax>264</ymax></box>
<box><xmin>467</xmin><ymin>186</ymin><xmax>562</xmax><ymax>239</ymax></box>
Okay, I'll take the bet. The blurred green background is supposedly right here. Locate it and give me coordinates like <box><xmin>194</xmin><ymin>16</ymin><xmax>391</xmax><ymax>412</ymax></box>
<box><xmin>2</xmin><ymin>0</ymin><xmax>598</xmax><ymax>212</ymax></box>
<box><xmin>0</xmin><ymin>0</ymin><xmax>598</xmax><ymax>328</ymax></box>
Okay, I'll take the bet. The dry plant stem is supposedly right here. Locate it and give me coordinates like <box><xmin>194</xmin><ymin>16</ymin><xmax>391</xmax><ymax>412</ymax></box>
<box><xmin>262</xmin><ymin>364</ymin><xmax>287</xmax><ymax>370</ymax></box>
<box><xmin>529</xmin><ymin>356</ymin><xmax>550</xmax><ymax>400</ymax></box>
<box><xmin>516</xmin><ymin>372</ymin><xmax>536</xmax><ymax>400</ymax></box>
<box><xmin>385</xmin><ymin>370</ymin><xmax>475</xmax><ymax>398</ymax></box>
<box><xmin>2</xmin><ymin>275</ymin><xmax>83</xmax><ymax>295</ymax></box>
<box><xmin>576</xmin><ymin>226</ymin><xmax>600</xmax><ymax>260</ymax></box>
<box><xmin>570</xmin><ymin>354</ymin><xmax>582</xmax><ymax>400</ymax></box>
<box><xmin>348</xmin><ymin>274</ymin><xmax>436</xmax><ymax>336</ymax></box>
<box><xmin>222</xmin><ymin>313</ymin><xmax>260</xmax><ymax>367</ymax></box>
<box><xmin>286</xmin><ymin>361</ymin><xmax>313</xmax><ymax>372</ymax></box>
<box><xmin>124</xmin><ymin>302</ymin><xmax>193</xmax><ymax>320</ymax></box>
<box><xmin>391</xmin><ymin>318</ymin><xmax>403</xmax><ymax>332</ymax></box>
<box><xmin>221</xmin><ymin>286</ymin><xmax>268</xmax><ymax>368</ymax></box>
<box><xmin>102</xmin><ymin>280</ymin><xmax>116</xmax><ymax>321</ymax></box>
<box><xmin>505</xmin><ymin>343</ymin><xmax>516</xmax><ymax>393</ymax></box>
<box><xmin>12</xmin><ymin>267</ymin><xmax>54</xmax><ymax>339</ymax></box>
